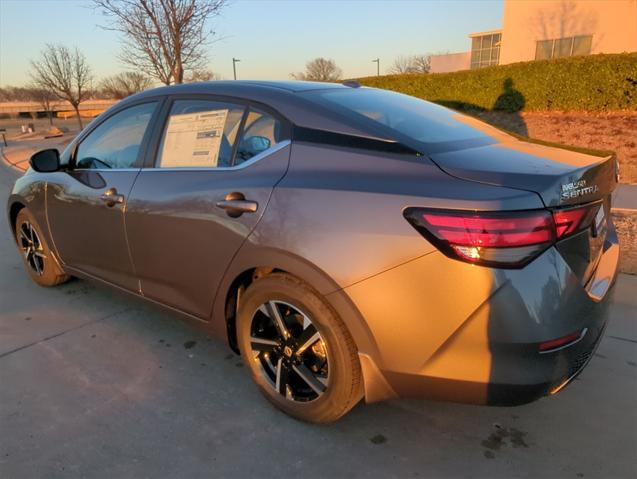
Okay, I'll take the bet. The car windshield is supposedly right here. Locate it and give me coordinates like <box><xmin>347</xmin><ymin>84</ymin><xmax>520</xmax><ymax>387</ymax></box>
<box><xmin>304</xmin><ymin>88</ymin><xmax>503</xmax><ymax>149</ymax></box>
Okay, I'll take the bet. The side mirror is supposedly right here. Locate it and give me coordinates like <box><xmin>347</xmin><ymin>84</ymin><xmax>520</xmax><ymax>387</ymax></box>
<box><xmin>29</xmin><ymin>149</ymin><xmax>61</xmax><ymax>173</ymax></box>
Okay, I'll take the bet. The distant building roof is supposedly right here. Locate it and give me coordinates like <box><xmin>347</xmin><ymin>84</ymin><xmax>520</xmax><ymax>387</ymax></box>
<box><xmin>468</xmin><ymin>29</ymin><xmax>502</xmax><ymax>38</ymax></box>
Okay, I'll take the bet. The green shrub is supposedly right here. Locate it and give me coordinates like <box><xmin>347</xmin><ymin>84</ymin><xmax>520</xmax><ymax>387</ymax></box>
<box><xmin>358</xmin><ymin>53</ymin><xmax>637</xmax><ymax>112</ymax></box>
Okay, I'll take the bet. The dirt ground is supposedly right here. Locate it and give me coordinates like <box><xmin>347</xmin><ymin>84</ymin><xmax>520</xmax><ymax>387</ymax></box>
<box><xmin>613</xmin><ymin>211</ymin><xmax>637</xmax><ymax>275</ymax></box>
<box><xmin>474</xmin><ymin>111</ymin><xmax>637</xmax><ymax>184</ymax></box>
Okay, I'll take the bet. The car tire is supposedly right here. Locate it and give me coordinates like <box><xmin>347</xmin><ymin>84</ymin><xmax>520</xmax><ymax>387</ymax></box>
<box><xmin>237</xmin><ymin>272</ymin><xmax>363</xmax><ymax>423</ymax></box>
<box><xmin>15</xmin><ymin>208</ymin><xmax>70</xmax><ymax>287</ymax></box>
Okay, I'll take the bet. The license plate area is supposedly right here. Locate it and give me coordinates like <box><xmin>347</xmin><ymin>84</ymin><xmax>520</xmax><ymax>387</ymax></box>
<box><xmin>583</xmin><ymin>198</ymin><xmax>610</xmax><ymax>282</ymax></box>
<box><xmin>589</xmin><ymin>201</ymin><xmax>608</xmax><ymax>260</ymax></box>
<box><xmin>553</xmin><ymin>198</ymin><xmax>610</xmax><ymax>284</ymax></box>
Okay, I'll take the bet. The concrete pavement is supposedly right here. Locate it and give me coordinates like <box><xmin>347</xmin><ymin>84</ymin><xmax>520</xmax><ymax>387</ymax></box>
<box><xmin>614</xmin><ymin>184</ymin><xmax>637</xmax><ymax>211</ymax></box>
<box><xmin>0</xmin><ymin>160</ymin><xmax>636</xmax><ymax>478</ymax></box>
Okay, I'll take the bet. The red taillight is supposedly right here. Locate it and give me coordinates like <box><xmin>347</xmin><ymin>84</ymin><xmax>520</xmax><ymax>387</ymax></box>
<box><xmin>552</xmin><ymin>204</ymin><xmax>598</xmax><ymax>240</ymax></box>
<box><xmin>539</xmin><ymin>329</ymin><xmax>586</xmax><ymax>353</ymax></box>
<box><xmin>404</xmin><ymin>204</ymin><xmax>601</xmax><ymax>268</ymax></box>
<box><xmin>404</xmin><ymin>208</ymin><xmax>555</xmax><ymax>268</ymax></box>
<box><xmin>421</xmin><ymin>214</ymin><xmax>555</xmax><ymax>247</ymax></box>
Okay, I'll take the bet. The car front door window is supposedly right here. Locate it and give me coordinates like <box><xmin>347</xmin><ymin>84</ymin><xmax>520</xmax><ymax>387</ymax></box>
<box><xmin>75</xmin><ymin>102</ymin><xmax>157</xmax><ymax>169</ymax></box>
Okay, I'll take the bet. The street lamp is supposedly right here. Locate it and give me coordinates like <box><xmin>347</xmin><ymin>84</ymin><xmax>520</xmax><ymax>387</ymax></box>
<box><xmin>372</xmin><ymin>58</ymin><xmax>380</xmax><ymax>76</ymax></box>
<box><xmin>232</xmin><ymin>57</ymin><xmax>241</xmax><ymax>80</ymax></box>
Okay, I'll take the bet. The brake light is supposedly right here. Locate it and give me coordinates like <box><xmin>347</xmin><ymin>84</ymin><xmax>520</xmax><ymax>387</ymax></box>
<box><xmin>404</xmin><ymin>204</ymin><xmax>600</xmax><ymax>268</ymax></box>
<box><xmin>404</xmin><ymin>208</ymin><xmax>555</xmax><ymax>268</ymax></box>
<box><xmin>553</xmin><ymin>204</ymin><xmax>598</xmax><ymax>239</ymax></box>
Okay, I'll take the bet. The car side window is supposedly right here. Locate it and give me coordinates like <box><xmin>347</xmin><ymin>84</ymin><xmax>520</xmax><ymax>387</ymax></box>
<box><xmin>157</xmin><ymin>100</ymin><xmax>245</xmax><ymax>168</ymax></box>
<box><xmin>235</xmin><ymin>108</ymin><xmax>283</xmax><ymax>166</ymax></box>
<box><xmin>75</xmin><ymin>102</ymin><xmax>157</xmax><ymax>169</ymax></box>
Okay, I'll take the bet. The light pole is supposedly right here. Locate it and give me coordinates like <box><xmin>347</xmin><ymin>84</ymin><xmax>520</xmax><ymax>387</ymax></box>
<box><xmin>232</xmin><ymin>57</ymin><xmax>241</xmax><ymax>80</ymax></box>
<box><xmin>372</xmin><ymin>58</ymin><xmax>380</xmax><ymax>76</ymax></box>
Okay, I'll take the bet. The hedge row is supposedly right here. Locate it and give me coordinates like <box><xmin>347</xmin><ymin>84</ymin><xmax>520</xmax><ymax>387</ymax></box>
<box><xmin>357</xmin><ymin>53</ymin><xmax>637</xmax><ymax>112</ymax></box>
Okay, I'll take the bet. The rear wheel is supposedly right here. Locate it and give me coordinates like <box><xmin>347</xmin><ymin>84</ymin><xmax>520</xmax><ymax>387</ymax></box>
<box><xmin>15</xmin><ymin>208</ymin><xmax>69</xmax><ymax>287</ymax></box>
<box><xmin>237</xmin><ymin>273</ymin><xmax>363</xmax><ymax>423</ymax></box>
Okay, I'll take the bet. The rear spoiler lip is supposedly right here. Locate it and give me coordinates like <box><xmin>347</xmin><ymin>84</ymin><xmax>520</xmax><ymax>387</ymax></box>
<box><xmin>291</xmin><ymin>126</ymin><xmax>422</xmax><ymax>156</ymax></box>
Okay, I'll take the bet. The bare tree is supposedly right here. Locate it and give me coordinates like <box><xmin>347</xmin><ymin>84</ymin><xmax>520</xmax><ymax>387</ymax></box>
<box><xmin>0</xmin><ymin>86</ymin><xmax>33</xmax><ymax>101</ymax></box>
<box><xmin>291</xmin><ymin>58</ymin><xmax>342</xmax><ymax>82</ymax></box>
<box><xmin>29</xmin><ymin>87</ymin><xmax>56</xmax><ymax>125</ymax></box>
<box><xmin>388</xmin><ymin>54</ymin><xmax>430</xmax><ymax>74</ymax></box>
<box><xmin>93</xmin><ymin>0</ymin><xmax>227</xmax><ymax>85</ymax></box>
<box><xmin>30</xmin><ymin>44</ymin><xmax>92</xmax><ymax>129</ymax></box>
<box><xmin>410</xmin><ymin>54</ymin><xmax>431</xmax><ymax>74</ymax></box>
<box><xmin>185</xmin><ymin>68</ymin><xmax>219</xmax><ymax>82</ymax></box>
<box><xmin>100</xmin><ymin>71</ymin><xmax>153</xmax><ymax>99</ymax></box>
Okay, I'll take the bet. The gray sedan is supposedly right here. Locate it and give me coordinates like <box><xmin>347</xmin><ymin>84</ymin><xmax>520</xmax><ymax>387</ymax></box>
<box><xmin>7</xmin><ymin>81</ymin><xmax>619</xmax><ymax>422</ymax></box>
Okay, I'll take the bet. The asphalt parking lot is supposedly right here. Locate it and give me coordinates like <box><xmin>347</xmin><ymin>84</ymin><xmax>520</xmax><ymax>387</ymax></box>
<box><xmin>0</xmin><ymin>163</ymin><xmax>636</xmax><ymax>479</ymax></box>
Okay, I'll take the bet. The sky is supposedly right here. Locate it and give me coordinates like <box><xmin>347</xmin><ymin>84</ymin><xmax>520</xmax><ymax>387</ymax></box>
<box><xmin>0</xmin><ymin>0</ymin><xmax>503</xmax><ymax>86</ymax></box>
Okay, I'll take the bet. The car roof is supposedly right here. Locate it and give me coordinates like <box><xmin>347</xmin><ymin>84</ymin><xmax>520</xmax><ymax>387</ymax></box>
<box><xmin>214</xmin><ymin>80</ymin><xmax>348</xmax><ymax>92</ymax></box>
<box><xmin>118</xmin><ymin>80</ymin><xmax>385</xmax><ymax>139</ymax></box>
<box><xmin>132</xmin><ymin>80</ymin><xmax>348</xmax><ymax>98</ymax></box>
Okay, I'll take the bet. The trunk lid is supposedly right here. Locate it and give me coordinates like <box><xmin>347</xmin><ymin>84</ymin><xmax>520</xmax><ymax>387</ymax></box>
<box><xmin>428</xmin><ymin>139</ymin><xmax>618</xmax><ymax>208</ymax></box>
<box><xmin>429</xmin><ymin>137</ymin><xmax>618</xmax><ymax>283</ymax></box>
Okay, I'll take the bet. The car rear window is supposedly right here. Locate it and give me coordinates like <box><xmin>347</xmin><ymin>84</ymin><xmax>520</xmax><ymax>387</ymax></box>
<box><xmin>303</xmin><ymin>88</ymin><xmax>500</xmax><ymax>147</ymax></box>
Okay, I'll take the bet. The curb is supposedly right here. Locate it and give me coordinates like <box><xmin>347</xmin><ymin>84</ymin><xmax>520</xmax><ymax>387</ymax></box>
<box><xmin>0</xmin><ymin>146</ymin><xmax>29</xmax><ymax>173</ymax></box>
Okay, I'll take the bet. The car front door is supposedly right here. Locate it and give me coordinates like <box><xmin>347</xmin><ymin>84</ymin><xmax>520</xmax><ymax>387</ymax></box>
<box><xmin>125</xmin><ymin>97</ymin><xmax>291</xmax><ymax>319</ymax></box>
<box><xmin>46</xmin><ymin>101</ymin><xmax>160</xmax><ymax>291</ymax></box>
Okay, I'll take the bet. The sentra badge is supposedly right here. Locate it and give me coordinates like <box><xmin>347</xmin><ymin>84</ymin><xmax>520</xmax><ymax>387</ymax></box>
<box><xmin>561</xmin><ymin>180</ymin><xmax>599</xmax><ymax>200</ymax></box>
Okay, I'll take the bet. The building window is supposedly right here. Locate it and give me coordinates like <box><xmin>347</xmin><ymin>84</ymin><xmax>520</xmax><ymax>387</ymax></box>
<box><xmin>535</xmin><ymin>35</ymin><xmax>593</xmax><ymax>60</ymax></box>
<box><xmin>470</xmin><ymin>32</ymin><xmax>501</xmax><ymax>69</ymax></box>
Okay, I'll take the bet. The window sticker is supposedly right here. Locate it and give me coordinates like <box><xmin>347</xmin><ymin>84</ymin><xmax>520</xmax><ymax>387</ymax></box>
<box><xmin>160</xmin><ymin>109</ymin><xmax>228</xmax><ymax>167</ymax></box>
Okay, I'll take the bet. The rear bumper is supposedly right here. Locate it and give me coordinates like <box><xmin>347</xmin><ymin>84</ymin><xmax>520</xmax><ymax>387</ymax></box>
<box><xmin>340</xmin><ymin>222</ymin><xmax>619</xmax><ymax>406</ymax></box>
<box><xmin>377</xmin><ymin>313</ymin><xmax>609</xmax><ymax>406</ymax></box>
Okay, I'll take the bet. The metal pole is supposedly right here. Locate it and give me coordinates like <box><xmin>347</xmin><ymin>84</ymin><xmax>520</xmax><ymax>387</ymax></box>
<box><xmin>372</xmin><ymin>58</ymin><xmax>380</xmax><ymax>76</ymax></box>
<box><xmin>232</xmin><ymin>58</ymin><xmax>240</xmax><ymax>80</ymax></box>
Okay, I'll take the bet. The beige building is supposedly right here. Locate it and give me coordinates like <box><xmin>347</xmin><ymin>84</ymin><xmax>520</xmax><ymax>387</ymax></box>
<box><xmin>429</xmin><ymin>52</ymin><xmax>472</xmax><ymax>73</ymax></box>
<box><xmin>429</xmin><ymin>0</ymin><xmax>637</xmax><ymax>73</ymax></box>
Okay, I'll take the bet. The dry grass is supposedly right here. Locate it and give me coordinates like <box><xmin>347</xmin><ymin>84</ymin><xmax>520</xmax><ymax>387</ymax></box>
<box><xmin>473</xmin><ymin>111</ymin><xmax>637</xmax><ymax>184</ymax></box>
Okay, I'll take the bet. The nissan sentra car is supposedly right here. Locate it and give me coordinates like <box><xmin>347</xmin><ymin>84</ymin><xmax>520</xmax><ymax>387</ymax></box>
<box><xmin>7</xmin><ymin>81</ymin><xmax>619</xmax><ymax>422</ymax></box>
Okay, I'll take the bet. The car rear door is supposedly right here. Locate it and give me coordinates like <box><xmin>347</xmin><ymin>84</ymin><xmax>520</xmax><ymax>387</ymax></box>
<box><xmin>46</xmin><ymin>100</ymin><xmax>161</xmax><ymax>291</ymax></box>
<box><xmin>124</xmin><ymin>96</ymin><xmax>291</xmax><ymax>319</ymax></box>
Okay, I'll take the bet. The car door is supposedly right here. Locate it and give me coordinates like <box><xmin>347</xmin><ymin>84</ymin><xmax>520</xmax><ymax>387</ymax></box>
<box><xmin>46</xmin><ymin>100</ymin><xmax>160</xmax><ymax>291</ymax></box>
<box><xmin>125</xmin><ymin>97</ymin><xmax>291</xmax><ymax>319</ymax></box>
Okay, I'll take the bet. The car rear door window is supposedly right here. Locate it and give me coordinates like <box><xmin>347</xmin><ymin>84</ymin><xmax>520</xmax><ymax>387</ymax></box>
<box><xmin>304</xmin><ymin>88</ymin><xmax>496</xmax><ymax>146</ymax></box>
<box><xmin>157</xmin><ymin>100</ymin><xmax>245</xmax><ymax>168</ymax></box>
<box><xmin>234</xmin><ymin>108</ymin><xmax>283</xmax><ymax>166</ymax></box>
<box><xmin>75</xmin><ymin>102</ymin><xmax>157</xmax><ymax>169</ymax></box>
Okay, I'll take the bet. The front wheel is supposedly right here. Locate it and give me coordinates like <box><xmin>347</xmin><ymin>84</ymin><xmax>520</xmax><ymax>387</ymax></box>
<box><xmin>237</xmin><ymin>273</ymin><xmax>363</xmax><ymax>423</ymax></box>
<box><xmin>15</xmin><ymin>208</ymin><xmax>70</xmax><ymax>287</ymax></box>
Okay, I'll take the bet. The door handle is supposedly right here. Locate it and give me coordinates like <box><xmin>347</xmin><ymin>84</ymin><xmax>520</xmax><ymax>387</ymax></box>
<box><xmin>100</xmin><ymin>188</ymin><xmax>124</xmax><ymax>207</ymax></box>
<box><xmin>216</xmin><ymin>192</ymin><xmax>258</xmax><ymax>218</ymax></box>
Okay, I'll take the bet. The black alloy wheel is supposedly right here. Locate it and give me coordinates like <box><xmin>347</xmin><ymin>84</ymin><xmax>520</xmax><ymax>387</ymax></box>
<box><xmin>15</xmin><ymin>208</ymin><xmax>69</xmax><ymax>287</ymax></box>
<box><xmin>237</xmin><ymin>272</ymin><xmax>363</xmax><ymax>423</ymax></box>
<box><xmin>19</xmin><ymin>220</ymin><xmax>46</xmax><ymax>276</ymax></box>
<box><xmin>249</xmin><ymin>300</ymin><xmax>329</xmax><ymax>402</ymax></box>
